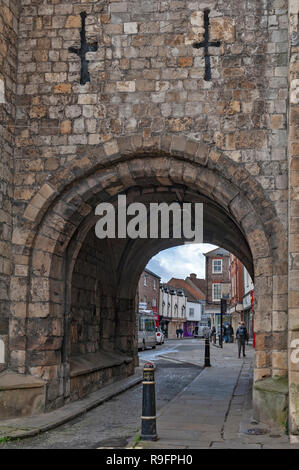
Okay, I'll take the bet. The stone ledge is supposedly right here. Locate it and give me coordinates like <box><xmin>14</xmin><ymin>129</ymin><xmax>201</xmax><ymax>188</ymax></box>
<box><xmin>0</xmin><ymin>371</ymin><xmax>46</xmax><ymax>391</ymax></box>
<box><xmin>70</xmin><ymin>350</ymin><xmax>133</xmax><ymax>378</ymax></box>
<box><xmin>0</xmin><ymin>371</ymin><xmax>46</xmax><ymax>420</ymax></box>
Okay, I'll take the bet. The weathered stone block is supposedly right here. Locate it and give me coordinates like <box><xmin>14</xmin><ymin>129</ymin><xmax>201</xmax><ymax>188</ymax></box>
<box><xmin>0</xmin><ymin>371</ymin><xmax>46</xmax><ymax>419</ymax></box>
<box><xmin>116</xmin><ymin>81</ymin><xmax>135</xmax><ymax>92</ymax></box>
<box><xmin>253</xmin><ymin>376</ymin><xmax>288</xmax><ymax>431</ymax></box>
<box><xmin>65</xmin><ymin>16</ymin><xmax>81</xmax><ymax>28</ymax></box>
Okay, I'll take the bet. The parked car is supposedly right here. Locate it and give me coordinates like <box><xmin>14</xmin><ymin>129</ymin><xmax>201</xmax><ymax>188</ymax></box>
<box><xmin>155</xmin><ymin>327</ymin><xmax>165</xmax><ymax>345</ymax></box>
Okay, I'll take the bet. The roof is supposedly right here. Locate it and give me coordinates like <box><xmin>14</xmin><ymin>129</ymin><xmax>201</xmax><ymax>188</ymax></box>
<box><xmin>203</xmin><ymin>247</ymin><xmax>230</xmax><ymax>257</ymax></box>
<box><xmin>144</xmin><ymin>268</ymin><xmax>161</xmax><ymax>280</ymax></box>
<box><xmin>185</xmin><ymin>276</ymin><xmax>206</xmax><ymax>296</ymax></box>
<box><xmin>166</xmin><ymin>278</ymin><xmax>205</xmax><ymax>302</ymax></box>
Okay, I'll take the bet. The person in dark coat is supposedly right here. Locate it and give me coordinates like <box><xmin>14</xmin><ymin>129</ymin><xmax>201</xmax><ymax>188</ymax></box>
<box><xmin>236</xmin><ymin>321</ymin><xmax>249</xmax><ymax>357</ymax></box>
<box><xmin>210</xmin><ymin>326</ymin><xmax>216</xmax><ymax>344</ymax></box>
<box><xmin>227</xmin><ymin>324</ymin><xmax>234</xmax><ymax>343</ymax></box>
<box><xmin>223</xmin><ymin>324</ymin><xmax>229</xmax><ymax>343</ymax></box>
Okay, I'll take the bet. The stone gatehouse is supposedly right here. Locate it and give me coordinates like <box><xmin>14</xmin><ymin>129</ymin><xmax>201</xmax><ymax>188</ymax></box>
<box><xmin>0</xmin><ymin>0</ymin><xmax>298</xmax><ymax>435</ymax></box>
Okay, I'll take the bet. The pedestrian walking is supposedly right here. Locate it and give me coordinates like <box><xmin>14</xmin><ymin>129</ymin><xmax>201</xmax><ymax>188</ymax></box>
<box><xmin>179</xmin><ymin>328</ymin><xmax>184</xmax><ymax>338</ymax></box>
<box><xmin>176</xmin><ymin>329</ymin><xmax>179</xmax><ymax>338</ymax></box>
<box><xmin>223</xmin><ymin>324</ymin><xmax>229</xmax><ymax>343</ymax></box>
<box><xmin>236</xmin><ymin>321</ymin><xmax>249</xmax><ymax>358</ymax></box>
<box><xmin>210</xmin><ymin>326</ymin><xmax>216</xmax><ymax>344</ymax></box>
<box><xmin>227</xmin><ymin>324</ymin><xmax>234</xmax><ymax>343</ymax></box>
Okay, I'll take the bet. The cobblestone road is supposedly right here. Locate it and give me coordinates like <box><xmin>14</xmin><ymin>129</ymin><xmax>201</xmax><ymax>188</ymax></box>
<box><xmin>1</xmin><ymin>340</ymin><xmax>203</xmax><ymax>449</ymax></box>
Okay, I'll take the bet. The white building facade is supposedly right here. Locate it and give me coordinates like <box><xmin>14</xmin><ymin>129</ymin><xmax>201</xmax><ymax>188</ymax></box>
<box><xmin>243</xmin><ymin>266</ymin><xmax>254</xmax><ymax>340</ymax></box>
<box><xmin>159</xmin><ymin>284</ymin><xmax>187</xmax><ymax>339</ymax></box>
<box><xmin>185</xmin><ymin>301</ymin><xmax>202</xmax><ymax>337</ymax></box>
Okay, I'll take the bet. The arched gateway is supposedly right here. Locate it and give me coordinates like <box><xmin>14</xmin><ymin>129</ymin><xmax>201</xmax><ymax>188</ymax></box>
<box><xmin>7</xmin><ymin>136</ymin><xmax>288</xmax><ymax>422</ymax></box>
<box><xmin>0</xmin><ymin>0</ymin><xmax>298</xmax><ymax>438</ymax></box>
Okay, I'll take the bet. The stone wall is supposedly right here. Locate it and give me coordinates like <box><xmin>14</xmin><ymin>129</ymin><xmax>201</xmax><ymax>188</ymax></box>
<box><xmin>288</xmin><ymin>0</ymin><xmax>299</xmax><ymax>436</ymax></box>
<box><xmin>1</xmin><ymin>0</ymin><xmax>295</xmax><ymax>423</ymax></box>
<box><xmin>12</xmin><ymin>0</ymin><xmax>288</xmax><ymax>229</ymax></box>
<box><xmin>70</xmin><ymin>230</ymin><xmax>102</xmax><ymax>357</ymax></box>
<box><xmin>0</xmin><ymin>0</ymin><xmax>19</xmax><ymax>370</ymax></box>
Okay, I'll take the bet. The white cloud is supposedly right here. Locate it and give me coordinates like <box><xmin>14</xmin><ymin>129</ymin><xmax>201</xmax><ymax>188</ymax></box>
<box><xmin>146</xmin><ymin>243</ymin><xmax>218</xmax><ymax>282</ymax></box>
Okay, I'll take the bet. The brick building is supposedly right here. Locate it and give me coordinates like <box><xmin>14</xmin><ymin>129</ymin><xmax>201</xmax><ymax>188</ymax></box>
<box><xmin>0</xmin><ymin>0</ymin><xmax>298</xmax><ymax>434</ymax></box>
<box><xmin>204</xmin><ymin>248</ymin><xmax>231</xmax><ymax>333</ymax></box>
<box><xmin>185</xmin><ymin>273</ymin><xmax>206</xmax><ymax>298</ymax></box>
<box><xmin>229</xmin><ymin>254</ymin><xmax>244</xmax><ymax>335</ymax></box>
<box><xmin>138</xmin><ymin>268</ymin><xmax>160</xmax><ymax>321</ymax></box>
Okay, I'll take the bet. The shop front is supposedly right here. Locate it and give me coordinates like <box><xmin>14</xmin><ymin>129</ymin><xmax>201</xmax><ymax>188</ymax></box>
<box><xmin>184</xmin><ymin>321</ymin><xmax>199</xmax><ymax>337</ymax></box>
<box><xmin>159</xmin><ymin>316</ymin><xmax>170</xmax><ymax>338</ymax></box>
<box><xmin>243</xmin><ymin>292</ymin><xmax>253</xmax><ymax>341</ymax></box>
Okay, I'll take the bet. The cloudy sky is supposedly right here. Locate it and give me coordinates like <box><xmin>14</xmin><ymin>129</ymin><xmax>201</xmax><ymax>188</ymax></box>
<box><xmin>146</xmin><ymin>243</ymin><xmax>218</xmax><ymax>283</ymax></box>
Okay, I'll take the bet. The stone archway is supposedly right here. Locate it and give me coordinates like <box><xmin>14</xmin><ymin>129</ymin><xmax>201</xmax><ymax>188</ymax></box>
<box><xmin>8</xmin><ymin>135</ymin><xmax>288</xmax><ymax>424</ymax></box>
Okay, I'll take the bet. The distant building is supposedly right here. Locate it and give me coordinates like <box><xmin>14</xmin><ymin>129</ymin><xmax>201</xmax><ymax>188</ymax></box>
<box><xmin>168</xmin><ymin>277</ymin><xmax>205</xmax><ymax>337</ymax></box>
<box><xmin>138</xmin><ymin>268</ymin><xmax>161</xmax><ymax>326</ymax></box>
<box><xmin>185</xmin><ymin>273</ymin><xmax>206</xmax><ymax>298</ymax></box>
<box><xmin>204</xmin><ymin>247</ymin><xmax>231</xmax><ymax>333</ymax></box>
<box><xmin>185</xmin><ymin>273</ymin><xmax>209</xmax><ymax>329</ymax></box>
<box><xmin>229</xmin><ymin>254</ymin><xmax>244</xmax><ymax>335</ymax></box>
<box><xmin>159</xmin><ymin>283</ymin><xmax>187</xmax><ymax>338</ymax></box>
<box><xmin>243</xmin><ymin>266</ymin><xmax>254</xmax><ymax>341</ymax></box>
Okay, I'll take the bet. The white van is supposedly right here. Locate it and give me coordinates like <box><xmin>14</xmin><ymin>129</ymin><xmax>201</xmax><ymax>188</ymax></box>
<box><xmin>138</xmin><ymin>310</ymin><xmax>156</xmax><ymax>350</ymax></box>
<box><xmin>198</xmin><ymin>321</ymin><xmax>210</xmax><ymax>337</ymax></box>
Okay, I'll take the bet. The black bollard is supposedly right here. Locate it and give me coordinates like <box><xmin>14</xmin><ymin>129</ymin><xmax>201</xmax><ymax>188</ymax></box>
<box><xmin>204</xmin><ymin>335</ymin><xmax>211</xmax><ymax>367</ymax></box>
<box><xmin>141</xmin><ymin>361</ymin><xmax>158</xmax><ymax>441</ymax></box>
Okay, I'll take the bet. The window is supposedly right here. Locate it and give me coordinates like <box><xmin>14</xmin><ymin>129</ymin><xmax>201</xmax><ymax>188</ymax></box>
<box><xmin>152</xmin><ymin>298</ymin><xmax>156</xmax><ymax>307</ymax></box>
<box><xmin>212</xmin><ymin>259</ymin><xmax>222</xmax><ymax>273</ymax></box>
<box><xmin>153</xmin><ymin>279</ymin><xmax>156</xmax><ymax>290</ymax></box>
<box><xmin>189</xmin><ymin>308</ymin><xmax>194</xmax><ymax>317</ymax></box>
<box><xmin>212</xmin><ymin>283</ymin><xmax>222</xmax><ymax>301</ymax></box>
<box><xmin>174</xmin><ymin>304</ymin><xmax>178</xmax><ymax>317</ymax></box>
<box><xmin>144</xmin><ymin>275</ymin><xmax>147</xmax><ymax>286</ymax></box>
<box><xmin>144</xmin><ymin>318</ymin><xmax>155</xmax><ymax>332</ymax></box>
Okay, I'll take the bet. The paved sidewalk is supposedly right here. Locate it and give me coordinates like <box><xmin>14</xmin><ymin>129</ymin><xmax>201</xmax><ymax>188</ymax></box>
<box><xmin>131</xmin><ymin>342</ymin><xmax>299</xmax><ymax>449</ymax></box>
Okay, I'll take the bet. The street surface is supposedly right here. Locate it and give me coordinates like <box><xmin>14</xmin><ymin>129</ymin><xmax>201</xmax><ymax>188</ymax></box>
<box><xmin>1</xmin><ymin>339</ymin><xmax>203</xmax><ymax>449</ymax></box>
<box><xmin>1</xmin><ymin>338</ymin><xmax>297</xmax><ymax>449</ymax></box>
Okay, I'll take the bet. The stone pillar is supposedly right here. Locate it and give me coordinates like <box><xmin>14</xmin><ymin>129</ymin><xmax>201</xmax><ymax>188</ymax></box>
<box><xmin>0</xmin><ymin>0</ymin><xmax>20</xmax><ymax>373</ymax></box>
<box><xmin>288</xmin><ymin>0</ymin><xmax>299</xmax><ymax>436</ymax></box>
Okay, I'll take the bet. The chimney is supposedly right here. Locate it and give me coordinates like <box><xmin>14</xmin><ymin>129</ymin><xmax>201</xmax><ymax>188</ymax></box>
<box><xmin>190</xmin><ymin>273</ymin><xmax>197</xmax><ymax>279</ymax></box>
